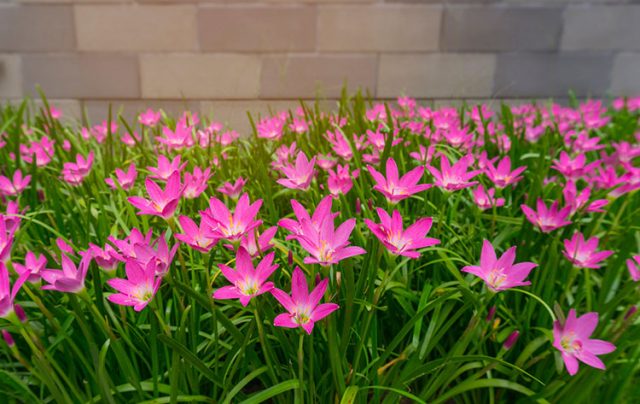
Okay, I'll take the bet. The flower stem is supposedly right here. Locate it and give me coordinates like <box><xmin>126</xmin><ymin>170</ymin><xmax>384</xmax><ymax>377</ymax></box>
<box><xmin>297</xmin><ymin>333</ymin><xmax>305</xmax><ymax>404</ymax></box>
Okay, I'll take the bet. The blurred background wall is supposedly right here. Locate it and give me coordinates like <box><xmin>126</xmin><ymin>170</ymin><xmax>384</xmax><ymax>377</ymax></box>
<box><xmin>0</xmin><ymin>0</ymin><xmax>639</xmax><ymax>130</ymax></box>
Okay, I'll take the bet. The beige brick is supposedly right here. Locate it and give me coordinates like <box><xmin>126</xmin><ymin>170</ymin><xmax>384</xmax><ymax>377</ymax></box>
<box><xmin>31</xmin><ymin>99</ymin><xmax>82</xmax><ymax>120</ymax></box>
<box><xmin>22</xmin><ymin>54</ymin><xmax>140</xmax><ymax>99</ymax></box>
<box><xmin>0</xmin><ymin>55</ymin><xmax>22</xmax><ymax>98</ymax></box>
<box><xmin>260</xmin><ymin>55</ymin><xmax>377</xmax><ymax>98</ymax></box>
<box><xmin>75</xmin><ymin>5</ymin><xmax>197</xmax><ymax>51</ymax></box>
<box><xmin>318</xmin><ymin>5</ymin><xmax>441</xmax><ymax>52</ymax></box>
<box><xmin>198</xmin><ymin>6</ymin><xmax>315</xmax><ymax>52</ymax></box>
<box><xmin>377</xmin><ymin>53</ymin><xmax>496</xmax><ymax>98</ymax></box>
<box><xmin>140</xmin><ymin>54</ymin><xmax>261</xmax><ymax>99</ymax></box>
<box><xmin>0</xmin><ymin>5</ymin><xmax>75</xmax><ymax>51</ymax></box>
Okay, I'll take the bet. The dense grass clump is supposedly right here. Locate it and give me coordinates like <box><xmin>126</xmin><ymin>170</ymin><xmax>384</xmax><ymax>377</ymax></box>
<box><xmin>0</xmin><ymin>93</ymin><xmax>639</xmax><ymax>403</ymax></box>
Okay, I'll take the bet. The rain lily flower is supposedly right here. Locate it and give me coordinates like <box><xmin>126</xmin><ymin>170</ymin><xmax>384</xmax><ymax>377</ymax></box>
<box><xmin>121</xmin><ymin>131</ymin><xmax>142</xmax><ymax>147</ymax></box>
<box><xmin>462</xmin><ymin>240</ymin><xmax>537</xmax><ymax>292</ymax></box>
<box><xmin>128</xmin><ymin>171</ymin><xmax>182</xmax><ymax>219</ymax></box>
<box><xmin>213</xmin><ymin>247</ymin><xmax>277</xmax><ymax>306</ymax></box>
<box><xmin>552</xmin><ymin>151</ymin><xmax>600</xmax><ymax>180</ymax></box>
<box><xmin>278</xmin><ymin>196</ymin><xmax>338</xmax><ymax>240</ymax></box>
<box><xmin>20</xmin><ymin>137</ymin><xmax>54</xmax><ymax>167</ymax></box>
<box><xmin>428</xmin><ymin>154</ymin><xmax>480</xmax><ymax>192</ymax></box>
<box><xmin>201</xmin><ymin>193</ymin><xmax>262</xmax><ymax>242</ymax></box>
<box><xmin>138</xmin><ymin>108</ymin><xmax>161</xmax><ymax>127</ymax></box>
<box><xmin>563</xmin><ymin>232</ymin><xmax>613</xmax><ymax>269</ymax></box>
<box><xmin>108</xmin><ymin>228</ymin><xmax>154</xmax><ymax>261</ymax></box>
<box><xmin>175</xmin><ymin>215</ymin><xmax>217</xmax><ymax>253</ymax></box>
<box><xmin>367</xmin><ymin>157</ymin><xmax>431</xmax><ymax>203</ymax></box>
<box><xmin>105</xmin><ymin>163</ymin><xmax>137</xmax><ymax>191</ymax></box>
<box><xmin>0</xmin><ymin>218</ymin><xmax>15</xmax><ymax>264</ymax></box>
<box><xmin>0</xmin><ymin>170</ymin><xmax>31</xmax><ymax>197</ymax></box>
<box><xmin>409</xmin><ymin>145</ymin><xmax>436</xmax><ymax>165</ymax></box>
<box><xmin>553</xmin><ymin>309</ymin><xmax>616</xmax><ymax>376</ymax></box>
<box><xmin>484</xmin><ymin>156</ymin><xmax>526</xmax><ymax>188</ymax></box>
<box><xmin>325</xmin><ymin>130</ymin><xmax>353</xmax><ymax>160</ymax></box>
<box><xmin>129</xmin><ymin>234</ymin><xmax>178</xmax><ymax>276</ymax></box>
<box><xmin>327</xmin><ymin>164</ymin><xmax>359</xmax><ymax>196</ymax></box>
<box><xmin>41</xmin><ymin>253</ymin><xmax>92</xmax><ymax>294</ymax></box>
<box><xmin>364</xmin><ymin>208</ymin><xmax>439</xmax><ymax>258</ymax></box>
<box><xmin>277</xmin><ymin>151</ymin><xmax>316</xmax><ymax>191</ymax></box>
<box><xmin>148</xmin><ymin>155</ymin><xmax>186</xmax><ymax>181</ymax></box>
<box><xmin>61</xmin><ymin>152</ymin><xmax>94</xmax><ymax>186</ymax></box>
<box><xmin>563</xmin><ymin>181</ymin><xmax>607</xmax><ymax>215</ymax></box>
<box><xmin>472</xmin><ymin>184</ymin><xmax>505</xmax><ymax>210</ymax></box>
<box><xmin>217</xmin><ymin>177</ymin><xmax>246</xmax><ymax>199</ymax></box>
<box><xmin>107</xmin><ymin>260</ymin><xmax>162</xmax><ymax>311</ymax></box>
<box><xmin>13</xmin><ymin>251</ymin><xmax>47</xmax><ymax>283</ymax></box>
<box><xmin>626</xmin><ymin>255</ymin><xmax>640</xmax><ymax>281</ymax></box>
<box><xmin>0</xmin><ymin>262</ymin><xmax>29</xmax><ymax>318</ymax></box>
<box><xmin>521</xmin><ymin>199</ymin><xmax>572</xmax><ymax>233</ymax></box>
<box><xmin>297</xmin><ymin>214</ymin><xmax>366</xmax><ymax>267</ymax></box>
<box><xmin>158</xmin><ymin>123</ymin><xmax>194</xmax><ymax>150</ymax></box>
<box><xmin>88</xmin><ymin>243</ymin><xmax>119</xmax><ymax>271</ymax></box>
<box><xmin>183</xmin><ymin>167</ymin><xmax>212</xmax><ymax>199</ymax></box>
<box><xmin>257</xmin><ymin>116</ymin><xmax>284</xmax><ymax>140</ymax></box>
<box><xmin>271</xmin><ymin>266</ymin><xmax>339</xmax><ymax>334</ymax></box>
<box><xmin>226</xmin><ymin>226</ymin><xmax>278</xmax><ymax>257</ymax></box>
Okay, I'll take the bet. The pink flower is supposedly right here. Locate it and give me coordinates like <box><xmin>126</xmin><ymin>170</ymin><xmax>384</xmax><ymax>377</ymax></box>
<box><xmin>128</xmin><ymin>171</ymin><xmax>182</xmax><ymax>219</ymax></box>
<box><xmin>364</xmin><ymin>208</ymin><xmax>439</xmax><ymax>258</ymax></box>
<box><xmin>108</xmin><ymin>228</ymin><xmax>153</xmax><ymax>262</ymax></box>
<box><xmin>626</xmin><ymin>255</ymin><xmax>640</xmax><ymax>281</ymax></box>
<box><xmin>41</xmin><ymin>253</ymin><xmax>92</xmax><ymax>294</ymax></box>
<box><xmin>0</xmin><ymin>262</ymin><xmax>29</xmax><ymax>318</ymax></box>
<box><xmin>563</xmin><ymin>181</ymin><xmax>608</xmax><ymax>215</ymax></box>
<box><xmin>563</xmin><ymin>232</ymin><xmax>613</xmax><ymax>269</ymax></box>
<box><xmin>278</xmin><ymin>196</ymin><xmax>337</xmax><ymax>240</ymax></box>
<box><xmin>367</xmin><ymin>157</ymin><xmax>431</xmax><ymax>203</ymax></box>
<box><xmin>201</xmin><ymin>193</ymin><xmax>263</xmax><ymax>242</ymax></box>
<box><xmin>297</xmin><ymin>214</ymin><xmax>366</xmax><ymax>267</ymax></box>
<box><xmin>277</xmin><ymin>151</ymin><xmax>316</xmax><ymax>191</ymax></box>
<box><xmin>0</xmin><ymin>170</ymin><xmax>31</xmax><ymax>197</ymax></box>
<box><xmin>409</xmin><ymin>145</ymin><xmax>436</xmax><ymax>165</ymax></box>
<box><xmin>175</xmin><ymin>215</ymin><xmax>217</xmax><ymax>253</ymax></box>
<box><xmin>271</xmin><ymin>267</ymin><xmax>339</xmax><ymax>334</ymax></box>
<box><xmin>107</xmin><ymin>260</ymin><xmax>162</xmax><ymax>311</ymax></box>
<box><xmin>553</xmin><ymin>309</ymin><xmax>616</xmax><ymax>375</ymax></box>
<box><xmin>13</xmin><ymin>251</ymin><xmax>47</xmax><ymax>283</ymax></box>
<box><xmin>217</xmin><ymin>177</ymin><xmax>246</xmax><ymax>199</ymax></box>
<box><xmin>183</xmin><ymin>167</ymin><xmax>212</xmax><ymax>199</ymax></box>
<box><xmin>238</xmin><ymin>226</ymin><xmax>277</xmax><ymax>257</ymax></box>
<box><xmin>0</xmin><ymin>217</ymin><xmax>15</xmax><ymax>264</ymax></box>
<box><xmin>121</xmin><ymin>131</ymin><xmax>141</xmax><ymax>147</ymax></box>
<box><xmin>257</xmin><ymin>116</ymin><xmax>284</xmax><ymax>140</ymax></box>
<box><xmin>472</xmin><ymin>184</ymin><xmax>505</xmax><ymax>210</ymax></box>
<box><xmin>427</xmin><ymin>154</ymin><xmax>480</xmax><ymax>192</ymax></box>
<box><xmin>158</xmin><ymin>123</ymin><xmax>194</xmax><ymax>150</ymax></box>
<box><xmin>521</xmin><ymin>199</ymin><xmax>572</xmax><ymax>233</ymax></box>
<box><xmin>552</xmin><ymin>152</ymin><xmax>600</xmax><ymax>180</ymax></box>
<box><xmin>325</xmin><ymin>131</ymin><xmax>353</xmax><ymax>160</ymax></box>
<box><xmin>105</xmin><ymin>163</ymin><xmax>137</xmax><ymax>191</ymax></box>
<box><xmin>148</xmin><ymin>155</ymin><xmax>186</xmax><ymax>181</ymax></box>
<box><xmin>327</xmin><ymin>165</ymin><xmax>359</xmax><ymax>196</ymax></box>
<box><xmin>213</xmin><ymin>247</ymin><xmax>278</xmax><ymax>307</ymax></box>
<box><xmin>88</xmin><ymin>243</ymin><xmax>119</xmax><ymax>272</ymax></box>
<box><xmin>484</xmin><ymin>156</ymin><xmax>526</xmax><ymax>188</ymax></box>
<box><xmin>138</xmin><ymin>108</ymin><xmax>161</xmax><ymax>127</ymax></box>
<box><xmin>61</xmin><ymin>152</ymin><xmax>94</xmax><ymax>186</ymax></box>
<box><xmin>128</xmin><ymin>234</ymin><xmax>178</xmax><ymax>276</ymax></box>
<box><xmin>461</xmin><ymin>240</ymin><xmax>537</xmax><ymax>292</ymax></box>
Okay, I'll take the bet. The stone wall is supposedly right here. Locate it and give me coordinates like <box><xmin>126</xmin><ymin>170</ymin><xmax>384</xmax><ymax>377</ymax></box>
<box><xmin>1</xmin><ymin>0</ymin><xmax>639</xmax><ymax>129</ymax></box>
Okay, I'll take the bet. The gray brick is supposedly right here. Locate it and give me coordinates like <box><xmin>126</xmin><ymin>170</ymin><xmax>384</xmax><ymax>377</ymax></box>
<box><xmin>562</xmin><ymin>6</ymin><xmax>640</xmax><ymax>51</ymax></box>
<box><xmin>0</xmin><ymin>55</ymin><xmax>22</xmax><ymax>98</ymax></box>
<box><xmin>610</xmin><ymin>53</ymin><xmax>640</xmax><ymax>96</ymax></box>
<box><xmin>494</xmin><ymin>53</ymin><xmax>613</xmax><ymax>98</ymax></box>
<box><xmin>198</xmin><ymin>6</ymin><xmax>316</xmax><ymax>52</ymax></box>
<box><xmin>260</xmin><ymin>55</ymin><xmax>377</xmax><ymax>98</ymax></box>
<box><xmin>377</xmin><ymin>53</ymin><xmax>496</xmax><ymax>98</ymax></box>
<box><xmin>83</xmin><ymin>100</ymin><xmax>201</xmax><ymax>125</ymax></box>
<box><xmin>318</xmin><ymin>5</ymin><xmax>441</xmax><ymax>52</ymax></box>
<box><xmin>441</xmin><ymin>5</ymin><xmax>562</xmax><ymax>51</ymax></box>
<box><xmin>22</xmin><ymin>54</ymin><xmax>139</xmax><ymax>99</ymax></box>
<box><xmin>0</xmin><ymin>5</ymin><xmax>75</xmax><ymax>51</ymax></box>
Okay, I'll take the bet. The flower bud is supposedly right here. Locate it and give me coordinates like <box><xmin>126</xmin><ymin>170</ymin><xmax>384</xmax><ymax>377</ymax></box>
<box><xmin>503</xmin><ymin>331</ymin><xmax>520</xmax><ymax>350</ymax></box>
<box><xmin>14</xmin><ymin>304</ymin><xmax>26</xmax><ymax>323</ymax></box>
<box><xmin>625</xmin><ymin>306</ymin><xmax>637</xmax><ymax>320</ymax></box>
<box><xmin>287</xmin><ymin>250</ymin><xmax>294</xmax><ymax>266</ymax></box>
<box><xmin>486</xmin><ymin>306</ymin><xmax>496</xmax><ymax>322</ymax></box>
<box><xmin>2</xmin><ymin>330</ymin><xmax>14</xmax><ymax>348</ymax></box>
<box><xmin>355</xmin><ymin>198</ymin><xmax>361</xmax><ymax>215</ymax></box>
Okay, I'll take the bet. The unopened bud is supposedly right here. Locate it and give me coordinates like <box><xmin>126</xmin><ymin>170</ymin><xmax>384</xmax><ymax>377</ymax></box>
<box><xmin>14</xmin><ymin>304</ymin><xmax>26</xmax><ymax>323</ymax></box>
<box><xmin>486</xmin><ymin>306</ymin><xmax>496</xmax><ymax>322</ymax></box>
<box><xmin>2</xmin><ymin>330</ymin><xmax>14</xmax><ymax>347</ymax></box>
<box><xmin>367</xmin><ymin>199</ymin><xmax>374</xmax><ymax>211</ymax></box>
<box><xmin>287</xmin><ymin>250</ymin><xmax>294</xmax><ymax>266</ymax></box>
<box><xmin>355</xmin><ymin>198</ymin><xmax>362</xmax><ymax>215</ymax></box>
<box><xmin>503</xmin><ymin>331</ymin><xmax>520</xmax><ymax>350</ymax></box>
<box><xmin>625</xmin><ymin>306</ymin><xmax>637</xmax><ymax>320</ymax></box>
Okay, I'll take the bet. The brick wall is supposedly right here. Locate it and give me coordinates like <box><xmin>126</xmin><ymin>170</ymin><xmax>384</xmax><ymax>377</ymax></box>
<box><xmin>1</xmin><ymin>0</ymin><xmax>639</xmax><ymax>129</ymax></box>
